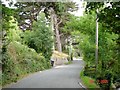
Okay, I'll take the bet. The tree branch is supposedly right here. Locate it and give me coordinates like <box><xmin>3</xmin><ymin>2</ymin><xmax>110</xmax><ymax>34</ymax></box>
<box><xmin>57</xmin><ymin>19</ymin><xmax>62</xmax><ymax>26</ymax></box>
<box><xmin>59</xmin><ymin>33</ymin><xmax>64</xmax><ymax>37</ymax></box>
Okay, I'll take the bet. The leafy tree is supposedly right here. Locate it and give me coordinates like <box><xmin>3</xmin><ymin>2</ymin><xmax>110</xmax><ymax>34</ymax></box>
<box><xmin>14</xmin><ymin>2</ymin><xmax>78</xmax><ymax>52</ymax></box>
<box><xmin>85</xmin><ymin>1</ymin><xmax>120</xmax><ymax>60</ymax></box>
<box><xmin>64</xmin><ymin>12</ymin><xmax>119</xmax><ymax>89</ymax></box>
<box><xmin>23</xmin><ymin>12</ymin><xmax>53</xmax><ymax>60</ymax></box>
<box><xmin>2</xmin><ymin>12</ymin><xmax>51</xmax><ymax>86</ymax></box>
<box><xmin>86</xmin><ymin>2</ymin><xmax>120</xmax><ymax>35</ymax></box>
<box><xmin>2</xmin><ymin>3</ymin><xmax>16</xmax><ymax>53</ymax></box>
<box><xmin>14</xmin><ymin>2</ymin><xmax>78</xmax><ymax>30</ymax></box>
<box><xmin>85</xmin><ymin>2</ymin><xmax>120</xmax><ymax>88</ymax></box>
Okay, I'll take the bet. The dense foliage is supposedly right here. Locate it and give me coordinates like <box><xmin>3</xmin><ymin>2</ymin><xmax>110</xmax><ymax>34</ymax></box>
<box><xmin>85</xmin><ymin>2</ymin><xmax>120</xmax><ymax>89</ymax></box>
<box><xmin>14</xmin><ymin>2</ymin><xmax>78</xmax><ymax>30</ymax></box>
<box><xmin>1</xmin><ymin>1</ymin><xmax>78</xmax><ymax>86</ymax></box>
<box><xmin>1</xmin><ymin>1</ymin><xmax>119</xmax><ymax>89</ymax></box>
<box><xmin>64</xmin><ymin>12</ymin><xmax>119</xmax><ymax>89</ymax></box>
<box><xmin>2</xmin><ymin>41</ymin><xmax>50</xmax><ymax>85</ymax></box>
<box><xmin>2</xmin><ymin>7</ymin><xmax>51</xmax><ymax>85</ymax></box>
<box><xmin>22</xmin><ymin>13</ymin><xmax>53</xmax><ymax>61</ymax></box>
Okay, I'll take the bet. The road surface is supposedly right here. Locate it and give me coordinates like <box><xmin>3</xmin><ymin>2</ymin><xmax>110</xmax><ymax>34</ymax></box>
<box><xmin>4</xmin><ymin>59</ymin><xmax>85</xmax><ymax>88</ymax></box>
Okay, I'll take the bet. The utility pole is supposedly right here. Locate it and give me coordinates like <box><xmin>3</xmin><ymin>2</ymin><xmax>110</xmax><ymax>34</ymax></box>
<box><xmin>95</xmin><ymin>9</ymin><xmax>99</xmax><ymax>69</ymax></box>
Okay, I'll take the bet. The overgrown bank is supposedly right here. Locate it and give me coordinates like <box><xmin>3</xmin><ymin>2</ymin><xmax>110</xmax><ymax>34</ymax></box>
<box><xmin>80</xmin><ymin>70</ymin><xmax>99</xmax><ymax>89</ymax></box>
<box><xmin>2</xmin><ymin>41</ymin><xmax>51</xmax><ymax>86</ymax></box>
<box><xmin>2</xmin><ymin>14</ymin><xmax>53</xmax><ymax>86</ymax></box>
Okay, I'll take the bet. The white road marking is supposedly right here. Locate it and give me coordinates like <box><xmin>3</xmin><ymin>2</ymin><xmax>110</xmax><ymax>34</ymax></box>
<box><xmin>78</xmin><ymin>82</ymin><xmax>86</xmax><ymax>89</ymax></box>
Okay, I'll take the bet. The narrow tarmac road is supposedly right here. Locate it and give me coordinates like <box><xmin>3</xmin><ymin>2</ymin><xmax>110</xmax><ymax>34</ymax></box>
<box><xmin>4</xmin><ymin>59</ymin><xmax>85</xmax><ymax>88</ymax></box>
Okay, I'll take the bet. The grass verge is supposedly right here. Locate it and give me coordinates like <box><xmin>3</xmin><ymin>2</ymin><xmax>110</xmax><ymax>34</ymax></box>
<box><xmin>80</xmin><ymin>70</ymin><xmax>99</xmax><ymax>90</ymax></box>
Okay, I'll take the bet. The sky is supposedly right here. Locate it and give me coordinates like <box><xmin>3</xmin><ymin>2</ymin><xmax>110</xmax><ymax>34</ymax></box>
<box><xmin>71</xmin><ymin>0</ymin><xmax>86</xmax><ymax>16</ymax></box>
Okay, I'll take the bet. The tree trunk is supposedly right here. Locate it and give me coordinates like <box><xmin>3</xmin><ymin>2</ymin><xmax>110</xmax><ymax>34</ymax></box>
<box><xmin>50</xmin><ymin>7</ymin><xmax>62</xmax><ymax>52</ymax></box>
<box><xmin>54</xmin><ymin>14</ymin><xmax>62</xmax><ymax>52</ymax></box>
<box><xmin>50</xmin><ymin>8</ymin><xmax>55</xmax><ymax>51</ymax></box>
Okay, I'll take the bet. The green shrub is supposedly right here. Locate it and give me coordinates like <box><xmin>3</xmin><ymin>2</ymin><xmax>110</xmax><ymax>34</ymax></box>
<box><xmin>2</xmin><ymin>13</ymin><xmax>52</xmax><ymax>86</ymax></box>
<box><xmin>80</xmin><ymin>70</ymin><xmax>99</xmax><ymax>89</ymax></box>
<box><xmin>2</xmin><ymin>41</ymin><xmax>51</xmax><ymax>86</ymax></box>
<box><xmin>84</xmin><ymin>65</ymin><xmax>96</xmax><ymax>78</ymax></box>
<box><xmin>22</xmin><ymin>13</ymin><xmax>53</xmax><ymax>61</ymax></box>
